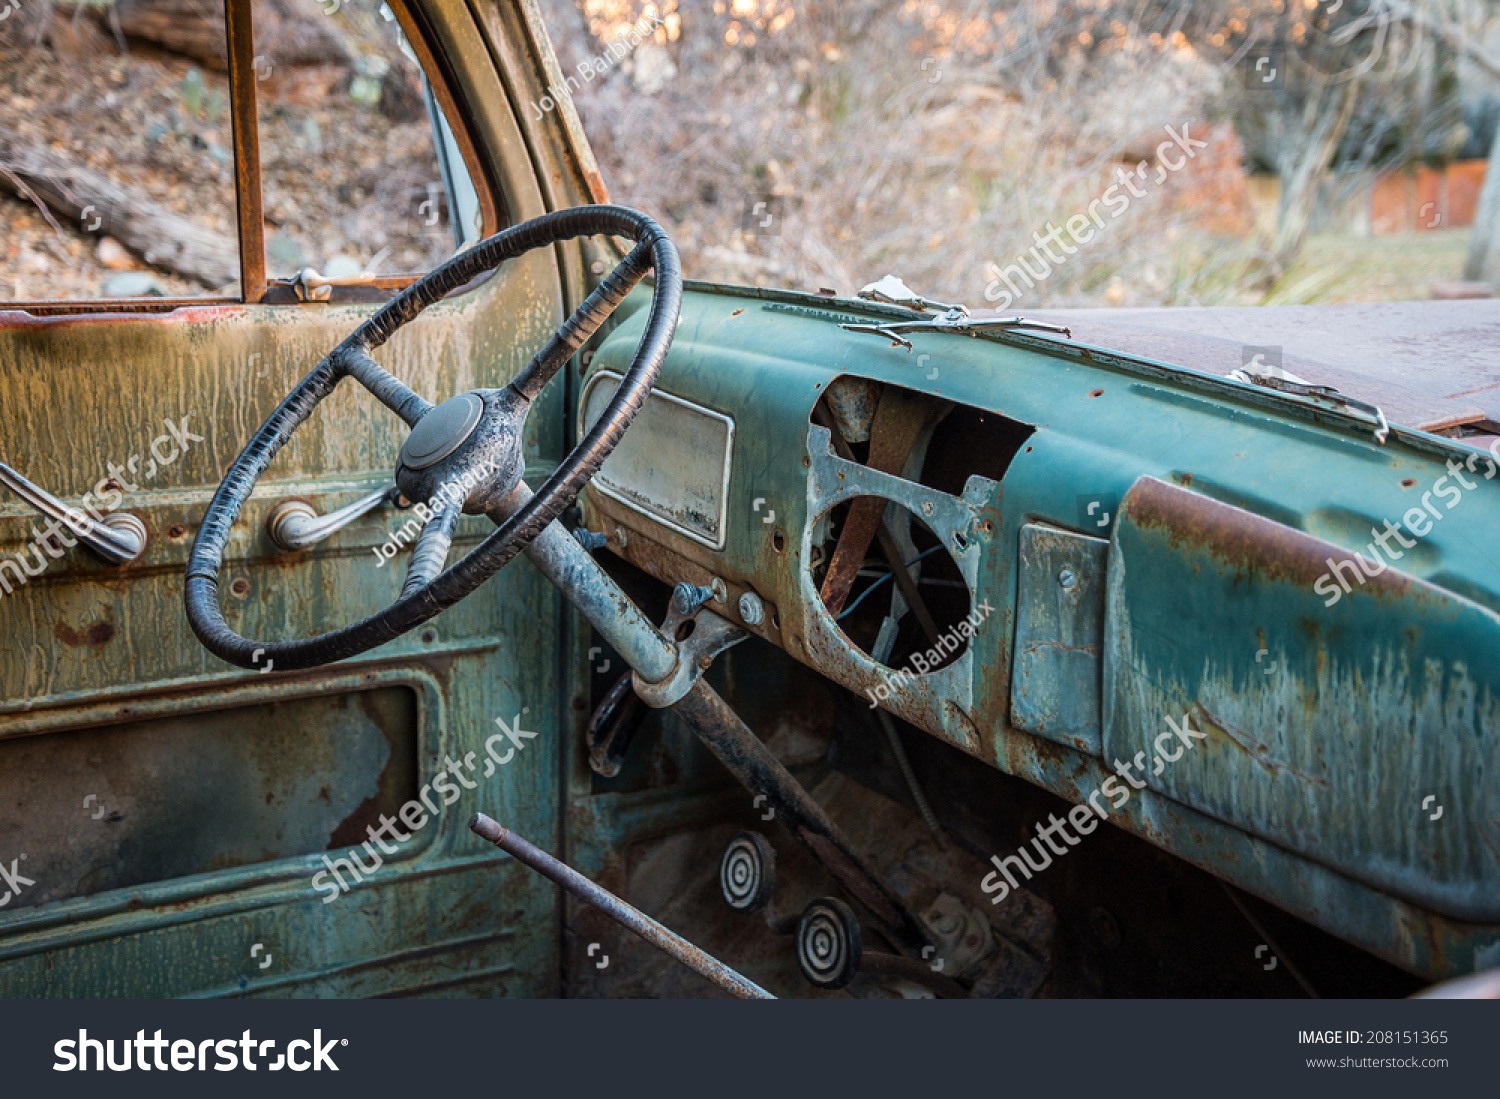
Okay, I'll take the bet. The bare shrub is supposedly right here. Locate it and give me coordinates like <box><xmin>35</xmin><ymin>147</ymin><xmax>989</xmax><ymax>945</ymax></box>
<box><xmin>538</xmin><ymin>0</ymin><xmax>1256</xmax><ymax>306</ymax></box>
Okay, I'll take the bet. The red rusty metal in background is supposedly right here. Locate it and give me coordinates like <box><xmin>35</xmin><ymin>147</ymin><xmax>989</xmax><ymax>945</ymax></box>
<box><xmin>1372</xmin><ymin>160</ymin><xmax>1487</xmax><ymax>234</ymax></box>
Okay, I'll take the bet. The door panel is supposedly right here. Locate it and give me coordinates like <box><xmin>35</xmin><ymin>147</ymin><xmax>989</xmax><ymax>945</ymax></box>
<box><xmin>0</xmin><ymin>681</ymin><xmax>420</xmax><ymax>911</ymax></box>
<box><xmin>0</xmin><ymin>248</ymin><xmax>569</xmax><ymax>996</ymax></box>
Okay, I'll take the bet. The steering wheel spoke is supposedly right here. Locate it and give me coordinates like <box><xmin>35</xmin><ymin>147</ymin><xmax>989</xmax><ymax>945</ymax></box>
<box><xmin>339</xmin><ymin>346</ymin><xmax>435</xmax><ymax>427</ymax></box>
<box><xmin>510</xmin><ymin>240</ymin><xmax>654</xmax><ymax>402</ymax></box>
<box><xmin>400</xmin><ymin>497</ymin><xmax>462</xmax><ymax>599</ymax></box>
<box><xmin>186</xmin><ymin>205</ymin><xmax>682</xmax><ymax>672</ymax></box>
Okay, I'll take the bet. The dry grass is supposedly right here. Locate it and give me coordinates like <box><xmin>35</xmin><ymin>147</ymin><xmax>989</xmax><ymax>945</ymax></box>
<box><xmin>1264</xmin><ymin>228</ymin><xmax>1475</xmax><ymax>305</ymax></box>
<box><xmin>540</xmin><ymin>0</ymin><xmax>1481</xmax><ymax>308</ymax></box>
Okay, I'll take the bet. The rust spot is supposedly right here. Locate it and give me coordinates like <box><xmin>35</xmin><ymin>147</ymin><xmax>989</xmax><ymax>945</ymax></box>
<box><xmin>0</xmin><ymin>303</ymin><xmax>244</xmax><ymax>328</ymax></box>
<box><xmin>1089</xmin><ymin>389</ymin><xmax>1104</xmax><ymax>398</ymax></box>
<box><xmin>54</xmin><ymin>620</ymin><xmax>115</xmax><ymax>647</ymax></box>
<box><xmin>581</xmin><ymin>166</ymin><xmax>610</xmax><ymax>203</ymax></box>
<box><xmin>1124</xmin><ymin>476</ymin><xmax>1420</xmax><ymax>601</ymax></box>
<box><xmin>1401</xmin><ymin>478</ymin><xmax>1417</xmax><ymax>489</ymax></box>
<box><xmin>731</xmin><ymin>308</ymin><xmax>745</xmax><ymax>317</ymax></box>
<box><xmin>1029</xmin><ymin>737</ymin><xmax>1069</xmax><ymax>767</ymax></box>
<box><xmin>330</xmin><ymin>686</ymin><xmax>423</xmax><ymax>851</ymax></box>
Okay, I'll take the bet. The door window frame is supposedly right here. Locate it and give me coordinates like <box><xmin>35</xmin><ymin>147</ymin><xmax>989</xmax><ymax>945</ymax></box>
<box><xmin>0</xmin><ymin>0</ymin><xmax>502</xmax><ymax>318</ymax></box>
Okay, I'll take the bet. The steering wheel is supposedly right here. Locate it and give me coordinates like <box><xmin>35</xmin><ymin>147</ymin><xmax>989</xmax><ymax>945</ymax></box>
<box><xmin>185</xmin><ymin>205</ymin><xmax>681</xmax><ymax>671</ymax></box>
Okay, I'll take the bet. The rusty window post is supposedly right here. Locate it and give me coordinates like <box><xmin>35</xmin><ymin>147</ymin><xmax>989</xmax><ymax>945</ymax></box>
<box><xmin>224</xmin><ymin>0</ymin><xmax>266</xmax><ymax>304</ymax></box>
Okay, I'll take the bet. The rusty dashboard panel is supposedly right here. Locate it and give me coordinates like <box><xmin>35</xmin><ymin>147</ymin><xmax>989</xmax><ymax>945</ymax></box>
<box><xmin>1010</xmin><ymin>524</ymin><xmax>1108</xmax><ymax>755</ymax></box>
<box><xmin>1105</xmin><ymin>475</ymin><xmax>1500</xmax><ymax>922</ymax></box>
<box><xmin>580</xmin><ymin>370</ymin><xmax>735</xmax><ymax>550</ymax></box>
<box><xmin>576</xmin><ymin>283</ymin><xmax>1500</xmax><ymax>978</ymax></box>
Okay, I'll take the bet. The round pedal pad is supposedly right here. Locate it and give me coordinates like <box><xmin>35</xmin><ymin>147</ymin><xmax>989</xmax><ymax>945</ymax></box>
<box><xmin>796</xmin><ymin>897</ymin><xmax>862</xmax><ymax>990</ymax></box>
<box><xmin>719</xmin><ymin>831</ymin><xmax>776</xmax><ymax>913</ymax></box>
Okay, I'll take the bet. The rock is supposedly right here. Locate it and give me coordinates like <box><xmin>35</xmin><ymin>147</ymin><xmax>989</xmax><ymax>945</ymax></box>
<box><xmin>96</xmin><ymin>237</ymin><xmax>134</xmax><ymax>271</ymax></box>
<box><xmin>103</xmin><ymin>272</ymin><xmax>165</xmax><ymax>298</ymax></box>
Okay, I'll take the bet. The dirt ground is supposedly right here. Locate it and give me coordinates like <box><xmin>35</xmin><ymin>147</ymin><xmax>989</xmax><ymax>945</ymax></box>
<box><xmin>1</xmin><ymin>10</ymin><xmax>451</xmax><ymax>302</ymax></box>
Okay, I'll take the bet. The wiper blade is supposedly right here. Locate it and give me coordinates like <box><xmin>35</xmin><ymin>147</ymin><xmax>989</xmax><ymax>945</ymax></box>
<box><xmin>840</xmin><ymin>310</ymin><xmax>1073</xmax><ymax>351</ymax></box>
<box><xmin>842</xmin><ymin>274</ymin><xmax>1071</xmax><ymax>350</ymax></box>
<box><xmin>1228</xmin><ymin>366</ymin><xmax>1390</xmax><ymax>445</ymax></box>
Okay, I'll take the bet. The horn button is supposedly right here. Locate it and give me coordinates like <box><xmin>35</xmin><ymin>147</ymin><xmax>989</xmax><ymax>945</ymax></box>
<box><xmin>400</xmin><ymin>392</ymin><xmax>484</xmax><ymax>470</ymax></box>
<box><xmin>395</xmin><ymin>388</ymin><xmax>526</xmax><ymax>514</ymax></box>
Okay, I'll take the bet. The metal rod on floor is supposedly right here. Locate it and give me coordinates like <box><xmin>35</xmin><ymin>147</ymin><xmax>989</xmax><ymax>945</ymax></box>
<box><xmin>469</xmin><ymin>812</ymin><xmax>774</xmax><ymax>1000</ymax></box>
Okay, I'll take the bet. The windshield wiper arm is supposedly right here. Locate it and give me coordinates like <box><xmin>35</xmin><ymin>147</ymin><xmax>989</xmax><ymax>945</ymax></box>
<box><xmin>1228</xmin><ymin>365</ymin><xmax>1390</xmax><ymax>445</ymax></box>
<box><xmin>839</xmin><ymin>275</ymin><xmax>1071</xmax><ymax>351</ymax></box>
<box><xmin>840</xmin><ymin>309</ymin><xmax>1072</xmax><ymax>351</ymax></box>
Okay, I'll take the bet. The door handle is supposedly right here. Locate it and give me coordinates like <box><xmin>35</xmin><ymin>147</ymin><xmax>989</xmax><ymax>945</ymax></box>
<box><xmin>290</xmin><ymin>267</ymin><xmax>387</xmax><ymax>303</ymax></box>
<box><xmin>266</xmin><ymin>486</ymin><xmax>400</xmax><ymax>552</ymax></box>
<box><xmin>0</xmin><ymin>462</ymin><xmax>147</xmax><ymax>565</ymax></box>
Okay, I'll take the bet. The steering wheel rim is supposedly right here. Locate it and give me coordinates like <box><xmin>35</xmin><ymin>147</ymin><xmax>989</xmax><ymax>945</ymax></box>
<box><xmin>185</xmin><ymin>205</ymin><xmax>681</xmax><ymax>671</ymax></box>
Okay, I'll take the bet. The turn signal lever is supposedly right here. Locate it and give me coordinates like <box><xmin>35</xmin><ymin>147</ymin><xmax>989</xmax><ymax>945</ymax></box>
<box><xmin>0</xmin><ymin>461</ymin><xmax>147</xmax><ymax>565</ymax></box>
